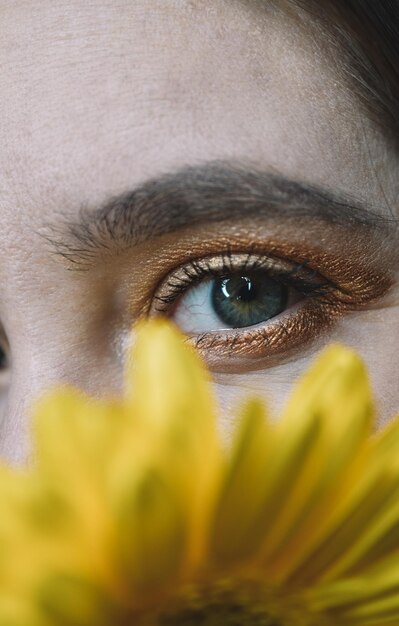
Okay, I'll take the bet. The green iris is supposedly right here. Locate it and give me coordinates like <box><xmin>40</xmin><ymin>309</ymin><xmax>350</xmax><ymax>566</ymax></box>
<box><xmin>211</xmin><ymin>271</ymin><xmax>288</xmax><ymax>329</ymax></box>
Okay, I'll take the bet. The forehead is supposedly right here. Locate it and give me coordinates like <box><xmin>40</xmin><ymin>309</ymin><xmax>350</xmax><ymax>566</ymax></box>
<box><xmin>0</xmin><ymin>0</ymin><xmax>393</xmax><ymax>232</ymax></box>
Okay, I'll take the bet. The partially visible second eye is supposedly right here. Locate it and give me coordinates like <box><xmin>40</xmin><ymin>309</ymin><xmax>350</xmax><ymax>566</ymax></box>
<box><xmin>173</xmin><ymin>270</ymin><xmax>294</xmax><ymax>334</ymax></box>
<box><xmin>0</xmin><ymin>345</ymin><xmax>7</xmax><ymax>371</ymax></box>
<box><xmin>0</xmin><ymin>335</ymin><xmax>11</xmax><ymax>418</ymax></box>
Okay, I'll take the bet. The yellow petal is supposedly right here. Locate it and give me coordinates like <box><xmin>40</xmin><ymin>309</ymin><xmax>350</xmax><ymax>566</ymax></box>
<box><xmin>32</xmin><ymin>389</ymin><xmax>126</xmax><ymax>531</ymax></box>
<box><xmin>125</xmin><ymin>319</ymin><xmax>215</xmax><ymax>439</ymax></box>
<box><xmin>0</xmin><ymin>322</ymin><xmax>397</xmax><ymax>626</ymax></box>
<box><xmin>210</xmin><ymin>398</ymin><xmax>271</xmax><ymax>564</ymax></box>
<box><xmin>36</xmin><ymin>573</ymin><xmax>117</xmax><ymax>626</ymax></box>
<box><xmin>113</xmin><ymin>465</ymin><xmax>186</xmax><ymax>594</ymax></box>
<box><xmin>279</xmin><ymin>432</ymin><xmax>399</xmax><ymax>586</ymax></box>
<box><xmin>309</xmin><ymin>554</ymin><xmax>399</xmax><ymax>624</ymax></box>
<box><xmin>249</xmin><ymin>346</ymin><xmax>373</xmax><ymax>580</ymax></box>
<box><xmin>126</xmin><ymin>319</ymin><xmax>222</xmax><ymax>568</ymax></box>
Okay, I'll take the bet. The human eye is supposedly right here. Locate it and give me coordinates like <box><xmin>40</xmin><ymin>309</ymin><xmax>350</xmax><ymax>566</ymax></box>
<box><xmin>149</xmin><ymin>248</ymin><xmax>346</xmax><ymax>370</ymax></box>
<box><xmin>0</xmin><ymin>331</ymin><xmax>11</xmax><ymax>410</ymax></box>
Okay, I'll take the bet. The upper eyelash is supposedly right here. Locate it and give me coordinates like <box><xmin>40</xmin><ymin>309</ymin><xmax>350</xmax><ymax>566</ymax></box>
<box><xmin>152</xmin><ymin>250</ymin><xmax>333</xmax><ymax>312</ymax></box>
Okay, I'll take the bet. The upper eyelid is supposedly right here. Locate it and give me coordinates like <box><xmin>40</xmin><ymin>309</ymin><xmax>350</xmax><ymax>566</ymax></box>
<box><xmin>144</xmin><ymin>226</ymin><xmax>394</xmax><ymax>327</ymax></box>
<box><xmin>151</xmin><ymin>251</ymin><xmax>333</xmax><ymax>314</ymax></box>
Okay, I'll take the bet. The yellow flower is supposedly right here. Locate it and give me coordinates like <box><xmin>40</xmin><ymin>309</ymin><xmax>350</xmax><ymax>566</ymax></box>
<box><xmin>0</xmin><ymin>319</ymin><xmax>398</xmax><ymax>626</ymax></box>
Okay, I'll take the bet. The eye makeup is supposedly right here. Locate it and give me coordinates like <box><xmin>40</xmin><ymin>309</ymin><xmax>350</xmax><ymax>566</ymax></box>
<box><xmin>139</xmin><ymin>220</ymin><xmax>395</xmax><ymax>373</ymax></box>
<box><xmin>149</xmin><ymin>250</ymin><xmax>335</xmax><ymax>368</ymax></box>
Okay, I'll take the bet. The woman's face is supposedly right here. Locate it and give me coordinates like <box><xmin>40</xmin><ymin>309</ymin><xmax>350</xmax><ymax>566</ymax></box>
<box><xmin>1</xmin><ymin>0</ymin><xmax>398</xmax><ymax>461</ymax></box>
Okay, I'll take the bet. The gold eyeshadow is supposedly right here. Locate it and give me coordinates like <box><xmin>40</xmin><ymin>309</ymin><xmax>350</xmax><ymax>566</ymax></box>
<box><xmin>121</xmin><ymin>217</ymin><xmax>395</xmax><ymax>373</ymax></box>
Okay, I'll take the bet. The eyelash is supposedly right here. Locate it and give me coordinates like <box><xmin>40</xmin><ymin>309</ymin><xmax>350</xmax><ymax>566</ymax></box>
<box><xmin>150</xmin><ymin>248</ymin><xmax>343</xmax><ymax>368</ymax></box>
<box><xmin>153</xmin><ymin>251</ymin><xmax>331</xmax><ymax>310</ymax></box>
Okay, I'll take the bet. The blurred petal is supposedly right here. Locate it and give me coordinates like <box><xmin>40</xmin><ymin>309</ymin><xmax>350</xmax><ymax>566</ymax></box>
<box><xmin>256</xmin><ymin>346</ymin><xmax>374</xmax><ymax>578</ymax></box>
<box><xmin>210</xmin><ymin>399</ymin><xmax>272</xmax><ymax>563</ymax></box>
<box><xmin>0</xmin><ymin>323</ymin><xmax>397</xmax><ymax>626</ymax></box>
<box><xmin>113</xmin><ymin>466</ymin><xmax>186</xmax><ymax>593</ymax></box>
<box><xmin>126</xmin><ymin>320</ymin><xmax>222</xmax><ymax>567</ymax></box>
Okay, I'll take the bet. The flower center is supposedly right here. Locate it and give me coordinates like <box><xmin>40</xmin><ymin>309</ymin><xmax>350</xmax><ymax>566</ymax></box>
<box><xmin>159</xmin><ymin>604</ymin><xmax>282</xmax><ymax>626</ymax></box>
<box><xmin>154</xmin><ymin>582</ymin><xmax>295</xmax><ymax>626</ymax></box>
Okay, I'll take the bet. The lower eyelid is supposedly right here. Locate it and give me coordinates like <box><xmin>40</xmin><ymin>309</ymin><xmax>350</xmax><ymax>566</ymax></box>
<box><xmin>159</xmin><ymin>294</ymin><xmax>341</xmax><ymax>373</ymax></box>
<box><xmin>189</xmin><ymin>296</ymin><xmax>342</xmax><ymax>373</ymax></box>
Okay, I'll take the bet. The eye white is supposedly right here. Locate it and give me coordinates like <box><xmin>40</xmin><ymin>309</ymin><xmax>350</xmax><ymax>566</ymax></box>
<box><xmin>173</xmin><ymin>280</ymin><xmax>230</xmax><ymax>334</ymax></box>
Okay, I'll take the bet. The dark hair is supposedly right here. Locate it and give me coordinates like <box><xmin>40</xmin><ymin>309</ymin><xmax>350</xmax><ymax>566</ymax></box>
<box><xmin>294</xmin><ymin>1</ymin><xmax>399</xmax><ymax>145</ymax></box>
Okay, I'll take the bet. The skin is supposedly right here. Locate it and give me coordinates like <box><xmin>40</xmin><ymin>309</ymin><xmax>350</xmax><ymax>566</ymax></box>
<box><xmin>0</xmin><ymin>0</ymin><xmax>398</xmax><ymax>462</ymax></box>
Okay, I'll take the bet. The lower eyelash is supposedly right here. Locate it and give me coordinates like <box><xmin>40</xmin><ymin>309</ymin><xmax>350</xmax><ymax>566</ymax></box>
<box><xmin>189</xmin><ymin>296</ymin><xmax>342</xmax><ymax>372</ymax></box>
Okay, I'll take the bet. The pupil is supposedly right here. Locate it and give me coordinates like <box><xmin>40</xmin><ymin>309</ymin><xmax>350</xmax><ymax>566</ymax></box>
<box><xmin>221</xmin><ymin>276</ymin><xmax>258</xmax><ymax>303</ymax></box>
<box><xmin>212</xmin><ymin>271</ymin><xmax>288</xmax><ymax>329</ymax></box>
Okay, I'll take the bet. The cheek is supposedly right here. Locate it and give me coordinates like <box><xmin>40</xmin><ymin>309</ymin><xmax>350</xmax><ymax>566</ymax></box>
<box><xmin>213</xmin><ymin>360</ymin><xmax>307</xmax><ymax>439</ymax></box>
<box><xmin>332</xmin><ymin>306</ymin><xmax>399</xmax><ymax>426</ymax></box>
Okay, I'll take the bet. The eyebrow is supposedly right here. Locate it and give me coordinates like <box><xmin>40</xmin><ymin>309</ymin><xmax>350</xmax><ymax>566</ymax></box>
<box><xmin>45</xmin><ymin>161</ymin><xmax>397</xmax><ymax>268</ymax></box>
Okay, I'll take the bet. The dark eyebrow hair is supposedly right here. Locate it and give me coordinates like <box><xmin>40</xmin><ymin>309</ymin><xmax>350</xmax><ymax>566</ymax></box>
<box><xmin>45</xmin><ymin>161</ymin><xmax>397</xmax><ymax>268</ymax></box>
